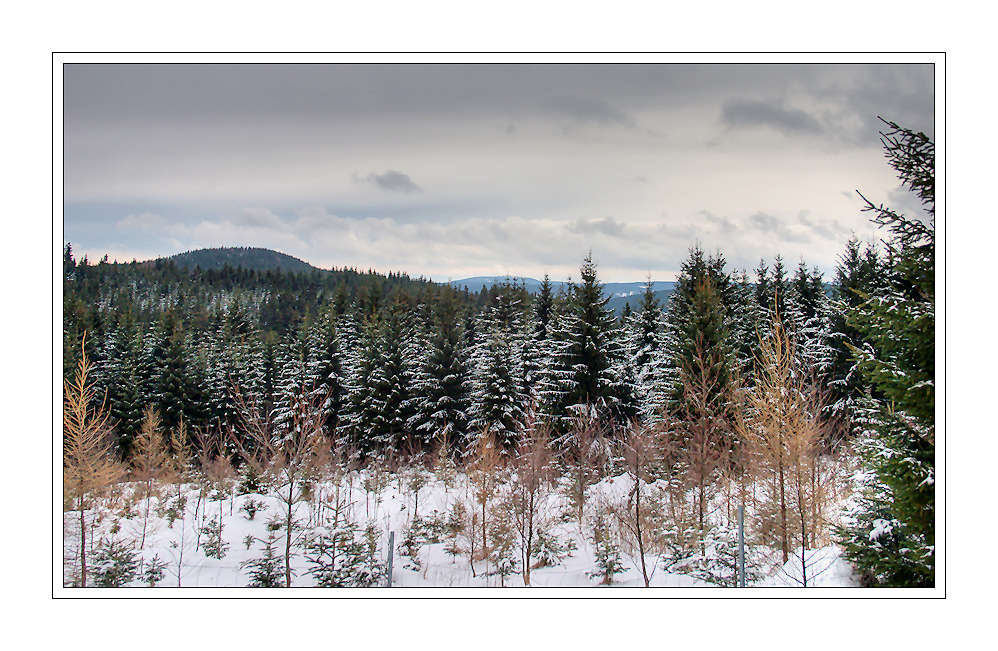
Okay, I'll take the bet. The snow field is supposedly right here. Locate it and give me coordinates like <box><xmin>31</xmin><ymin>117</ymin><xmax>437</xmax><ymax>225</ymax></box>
<box><xmin>63</xmin><ymin>467</ymin><xmax>860</xmax><ymax>589</ymax></box>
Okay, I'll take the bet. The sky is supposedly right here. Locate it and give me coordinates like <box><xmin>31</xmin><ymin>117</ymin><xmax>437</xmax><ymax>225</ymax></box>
<box><xmin>62</xmin><ymin>59</ymin><xmax>936</xmax><ymax>283</ymax></box>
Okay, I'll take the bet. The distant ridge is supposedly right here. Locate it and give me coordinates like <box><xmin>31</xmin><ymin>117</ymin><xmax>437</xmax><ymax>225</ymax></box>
<box><xmin>451</xmin><ymin>276</ymin><xmax>676</xmax><ymax>315</ymax></box>
<box><xmin>167</xmin><ymin>247</ymin><xmax>320</xmax><ymax>273</ymax></box>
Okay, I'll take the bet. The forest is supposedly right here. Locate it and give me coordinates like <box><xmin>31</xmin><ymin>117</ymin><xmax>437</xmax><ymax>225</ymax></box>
<box><xmin>61</xmin><ymin>120</ymin><xmax>935</xmax><ymax>589</ymax></box>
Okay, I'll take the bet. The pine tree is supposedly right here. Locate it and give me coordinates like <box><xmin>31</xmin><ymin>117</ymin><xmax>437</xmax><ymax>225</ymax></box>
<box><xmin>837</xmin><ymin>119</ymin><xmax>935</xmax><ymax>587</ymax></box>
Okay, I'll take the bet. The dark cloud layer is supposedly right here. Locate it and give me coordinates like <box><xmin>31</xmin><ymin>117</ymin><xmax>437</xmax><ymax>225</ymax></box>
<box><xmin>721</xmin><ymin>99</ymin><xmax>824</xmax><ymax>135</ymax></box>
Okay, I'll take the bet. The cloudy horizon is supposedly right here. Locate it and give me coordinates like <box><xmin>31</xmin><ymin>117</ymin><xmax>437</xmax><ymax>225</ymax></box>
<box><xmin>62</xmin><ymin>60</ymin><xmax>936</xmax><ymax>284</ymax></box>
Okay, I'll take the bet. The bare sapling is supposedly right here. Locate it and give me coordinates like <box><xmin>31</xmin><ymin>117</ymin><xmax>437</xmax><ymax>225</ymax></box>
<box><xmin>64</xmin><ymin>338</ymin><xmax>123</xmax><ymax>587</ymax></box>
<box><xmin>131</xmin><ymin>406</ymin><xmax>171</xmax><ymax>551</ymax></box>
<box><xmin>433</xmin><ymin>431</ymin><xmax>458</xmax><ymax>494</ymax></box>
<box><xmin>467</xmin><ymin>427</ymin><xmax>502</xmax><ymax>576</ymax></box>
<box><xmin>194</xmin><ymin>425</ymin><xmax>234</xmax><ymax>556</ymax></box>
<box><xmin>304</xmin><ymin>422</ymin><xmax>337</xmax><ymax>528</ymax></box>
<box><xmin>556</xmin><ymin>403</ymin><xmax>608</xmax><ymax>529</ymax></box>
<box><xmin>229</xmin><ymin>382</ymin><xmax>330</xmax><ymax>587</ymax></box>
<box><xmin>509</xmin><ymin>408</ymin><xmax>556</xmax><ymax>586</ymax></box>
<box><xmin>609</xmin><ymin>420</ymin><xmax>664</xmax><ymax>587</ymax></box>
<box><xmin>674</xmin><ymin>335</ymin><xmax>735</xmax><ymax>534</ymax></box>
<box><xmin>735</xmin><ymin>312</ymin><xmax>829</xmax><ymax>576</ymax></box>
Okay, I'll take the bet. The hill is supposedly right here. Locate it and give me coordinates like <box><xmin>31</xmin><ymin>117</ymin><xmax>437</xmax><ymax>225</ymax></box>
<box><xmin>168</xmin><ymin>247</ymin><xmax>320</xmax><ymax>273</ymax></box>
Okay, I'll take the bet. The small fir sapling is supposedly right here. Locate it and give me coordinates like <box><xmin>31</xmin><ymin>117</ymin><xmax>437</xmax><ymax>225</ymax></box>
<box><xmin>444</xmin><ymin>500</ymin><xmax>468</xmax><ymax>563</ymax></box>
<box><xmin>241</xmin><ymin>531</ymin><xmax>286</xmax><ymax>587</ymax></box>
<box><xmin>667</xmin><ymin>524</ymin><xmax>764</xmax><ymax>587</ymax></box>
<box><xmin>91</xmin><ymin>537</ymin><xmax>139</xmax><ymax>587</ymax></box>
<box><xmin>305</xmin><ymin>521</ymin><xmax>386</xmax><ymax>587</ymax></box>
<box><xmin>240</xmin><ymin>497</ymin><xmax>265</xmax><ymax>520</ymax></box>
<box><xmin>404</xmin><ymin>460</ymin><xmax>430</xmax><ymax>519</ymax></box>
<box><xmin>587</xmin><ymin>511</ymin><xmax>624</xmax><ymax>586</ymax></box>
<box><xmin>399</xmin><ymin>524</ymin><xmax>424</xmax><ymax>570</ymax></box>
<box><xmin>529</xmin><ymin>530</ymin><xmax>577</xmax><ymax>569</ymax></box>
<box><xmin>487</xmin><ymin>505</ymin><xmax>518</xmax><ymax>587</ymax></box>
<box><xmin>142</xmin><ymin>554</ymin><xmax>167</xmax><ymax>587</ymax></box>
<box><xmin>199</xmin><ymin>516</ymin><xmax>228</xmax><ymax>559</ymax></box>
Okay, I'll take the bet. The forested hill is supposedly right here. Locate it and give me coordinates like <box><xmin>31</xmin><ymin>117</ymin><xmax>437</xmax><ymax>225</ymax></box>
<box><xmin>168</xmin><ymin>247</ymin><xmax>318</xmax><ymax>273</ymax></box>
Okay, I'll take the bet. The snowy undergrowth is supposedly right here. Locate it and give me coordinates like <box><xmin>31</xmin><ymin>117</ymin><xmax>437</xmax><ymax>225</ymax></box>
<box><xmin>63</xmin><ymin>468</ymin><xmax>860</xmax><ymax>588</ymax></box>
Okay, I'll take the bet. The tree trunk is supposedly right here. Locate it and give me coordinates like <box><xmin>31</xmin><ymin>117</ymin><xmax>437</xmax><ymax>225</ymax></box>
<box><xmin>79</xmin><ymin>495</ymin><xmax>87</xmax><ymax>587</ymax></box>
<box><xmin>635</xmin><ymin>481</ymin><xmax>649</xmax><ymax>587</ymax></box>
<box><xmin>779</xmin><ymin>462</ymin><xmax>788</xmax><ymax>565</ymax></box>
<box><xmin>285</xmin><ymin>484</ymin><xmax>294</xmax><ymax>587</ymax></box>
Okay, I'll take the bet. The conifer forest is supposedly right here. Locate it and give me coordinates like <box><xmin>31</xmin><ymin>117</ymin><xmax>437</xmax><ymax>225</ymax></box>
<box><xmin>62</xmin><ymin>120</ymin><xmax>935</xmax><ymax>589</ymax></box>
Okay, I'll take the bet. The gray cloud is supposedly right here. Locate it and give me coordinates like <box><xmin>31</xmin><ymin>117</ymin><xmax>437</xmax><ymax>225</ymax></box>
<box><xmin>569</xmin><ymin>216</ymin><xmax>626</xmax><ymax>237</ymax></box>
<box><xmin>721</xmin><ymin>99</ymin><xmax>824</xmax><ymax>135</ymax></box>
<box><xmin>747</xmin><ymin>211</ymin><xmax>813</xmax><ymax>243</ymax></box>
<box><xmin>356</xmin><ymin>170</ymin><xmax>424</xmax><ymax>194</ymax></box>
<box><xmin>550</xmin><ymin>96</ymin><xmax>636</xmax><ymax>128</ymax></box>
<box><xmin>233</xmin><ymin>206</ymin><xmax>287</xmax><ymax>229</ymax></box>
<box><xmin>698</xmin><ymin>210</ymin><xmax>739</xmax><ymax>234</ymax></box>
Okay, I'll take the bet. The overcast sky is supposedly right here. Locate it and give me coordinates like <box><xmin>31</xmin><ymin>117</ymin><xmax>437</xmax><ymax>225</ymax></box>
<box><xmin>62</xmin><ymin>60</ymin><xmax>935</xmax><ymax>283</ymax></box>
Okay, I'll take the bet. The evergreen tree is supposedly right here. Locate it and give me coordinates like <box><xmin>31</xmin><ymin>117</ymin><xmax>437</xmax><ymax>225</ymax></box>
<box><xmin>624</xmin><ymin>277</ymin><xmax>670</xmax><ymax>422</ymax></box>
<box><xmin>825</xmin><ymin>236</ymin><xmax>885</xmax><ymax>430</ymax></box>
<box><xmin>140</xmin><ymin>310</ymin><xmax>193</xmax><ymax>433</ymax></box>
<box><xmin>539</xmin><ymin>253</ymin><xmax>635</xmax><ymax>431</ymax></box>
<box><xmin>97</xmin><ymin>311</ymin><xmax>145</xmax><ymax>453</ymax></box>
<box><xmin>271</xmin><ymin>324</ymin><xmax>321</xmax><ymax>440</ymax></box>
<box><xmin>663</xmin><ymin>245</ymin><xmax>735</xmax><ymax>413</ymax></box>
<box><xmin>341</xmin><ymin>314</ymin><xmax>384</xmax><ymax>454</ymax></box>
<box><xmin>468</xmin><ymin>310</ymin><xmax>526</xmax><ymax>448</ymax></box>
<box><xmin>837</xmin><ymin>119</ymin><xmax>935</xmax><ymax>587</ymax></box>
<box><xmin>341</xmin><ymin>299</ymin><xmax>419</xmax><ymax>453</ymax></box>
<box><xmin>311</xmin><ymin>310</ymin><xmax>347</xmax><ymax>440</ymax></box>
<box><xmin>410</xmin><ymin>286</ymin><xmax>470</xmax><ymax>449</ymax></box>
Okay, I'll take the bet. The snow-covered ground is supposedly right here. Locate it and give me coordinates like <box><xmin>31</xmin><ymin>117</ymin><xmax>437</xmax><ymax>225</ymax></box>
<box><xmin>62</xmin><ymin>468</ymin><xmax>860</xmax><ymax>589</ymax></box>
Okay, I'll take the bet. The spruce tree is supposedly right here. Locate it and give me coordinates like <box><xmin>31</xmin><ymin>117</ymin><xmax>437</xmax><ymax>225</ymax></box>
<box><xmin>663</xmin><ymin>245</ymin><xmax>735</xmax><ymax>414</ymax></box>
<box><xmin>410</xmin><ymin>286</ymin><xmax>470</xmax><ymax>449</ymax></box>
<box><xmin>468</xmin><ymin>311</ymin><xmax>526</xmax><ymax>448</ymax></box>
<box><xmin>825</xmin><ymin>236</ymin><xmax>885</xmax><ymax>431</ymax></box>
<box><xmin>625</xmin><ymin>277</ymin><xmax>670</xmax><ymax>422</ymax></box>
<box><xmin>311</xmin><ymin>310</ymin><xmax>347</xmax><ymax>440</ymax></box>
<box><xmin>539</xmin><ymin>253</ymin><xmax>634</xmax><ymax>431</ymax></box>
<box><xmin>836</xmin><ymin>119</ymin><xmax>935</xmax><ymax>587</ymax></box>
<box><xmin>98</xmin><ymin>311</ymin><xmax>144</xmax><ymax>454</ymax></box>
